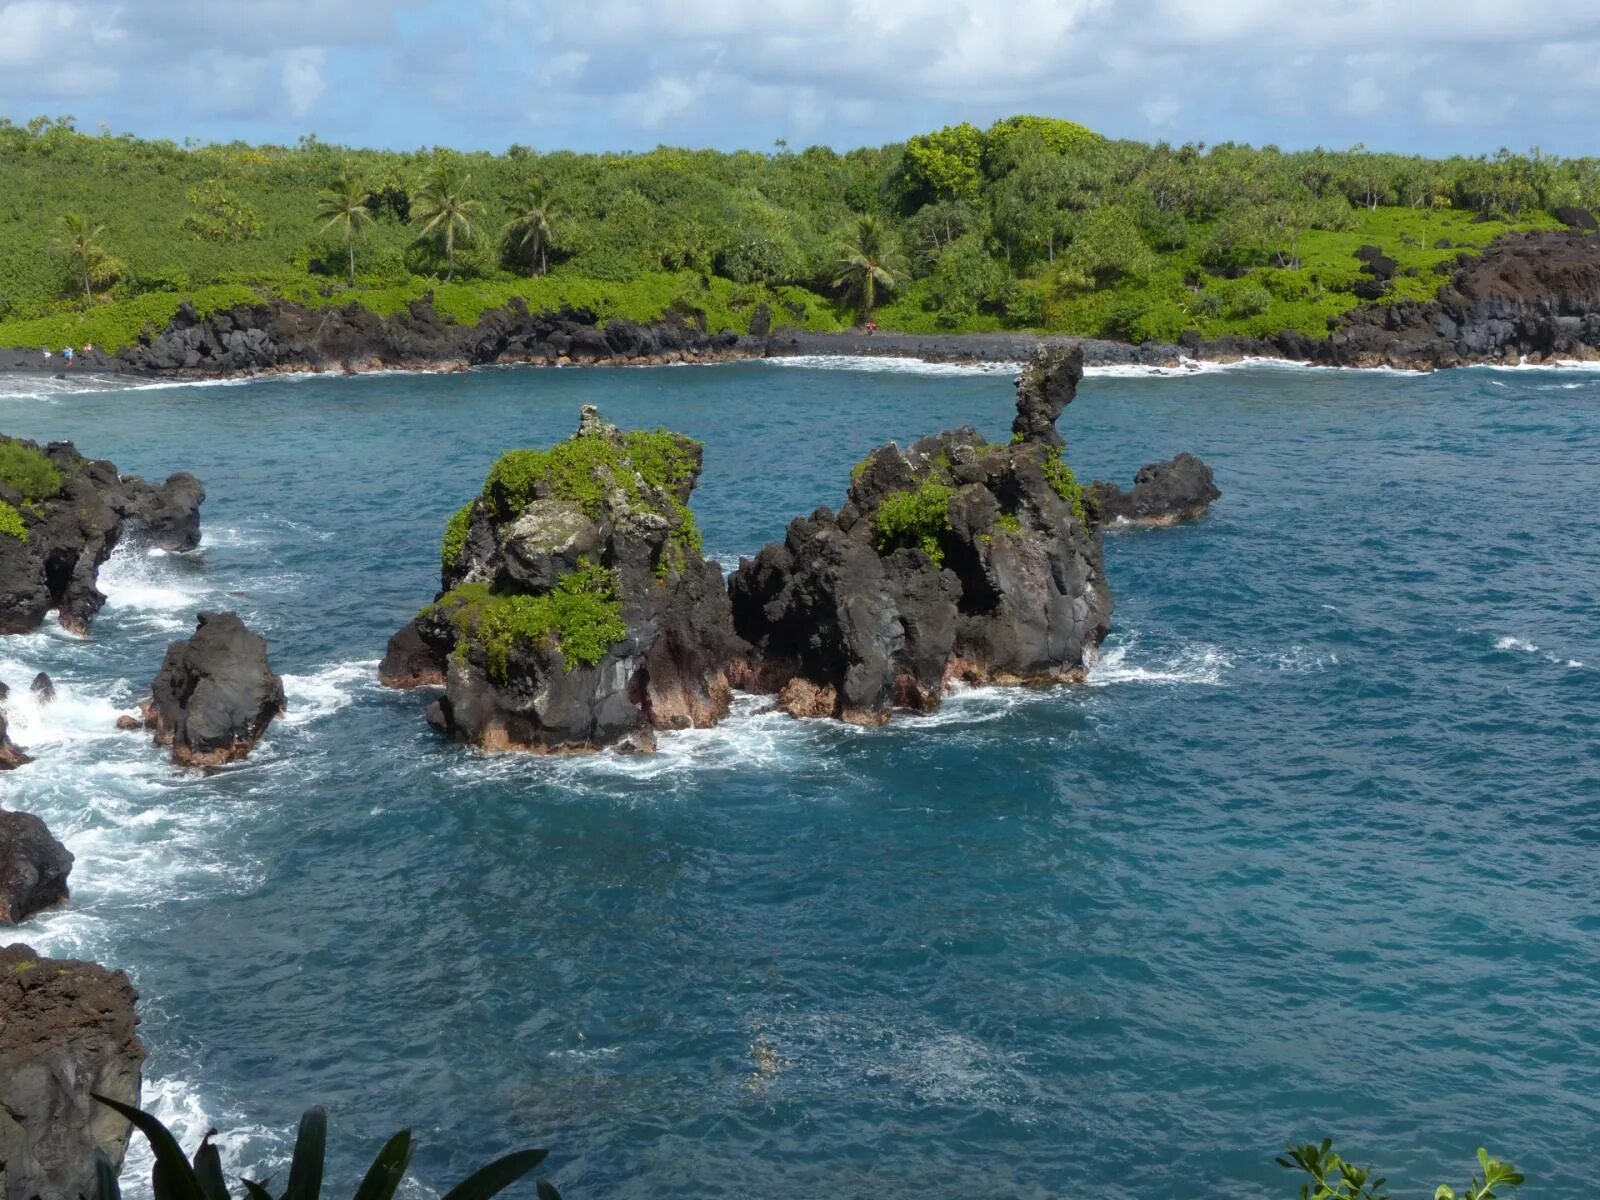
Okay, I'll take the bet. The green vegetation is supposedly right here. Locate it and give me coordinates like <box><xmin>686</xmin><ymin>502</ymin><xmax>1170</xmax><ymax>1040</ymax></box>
<box><xmin>874</xmin><ymin>479</ymin><xmax>954</xmax><ymax>565</ymax></box>
<box><xmin>483</xmin><ymin>427</ymin><xmax>702</xmax><ymax>556</ymax></box>
<box><xmin>1278</xmin><ymin>1140</ymin><xmax>1523</xmax><ymax>1200</ymax></box>
<box><xmin>994</xmin><ymin>511</ymin><xmax>1023</xmax><ymax>534</ymax></box>
<box><xmin>1042</xmin><ymin>448</ymin><xmax>1087</xmax><ymax>525</ymax></box>
<box><xmin>0</xmin><ymin>437</ymin><xmax>64</xmax><ymax>503</ymax></box>
<box><xmin>90</xmin><ymin>1091</ymin><xmax>561</xmax><ymax>1200</ymax></box>
<box><xmin>441</xmin><ymin>501</ymin><xmax>474</xmax><ymax>570</ymax></box>
<box><xmin>0</xmin><ymin>500</ymin><xmax>27</xmax><ymax>541</ymax></box>
<box><xmin>431</xmin><ymin>565</ymin><xmax>627</xmax><ymax>678</ymax></box>
<box><xmin>0</xmin><ymin>114</ymin><xmax>1585</xmax><ymax>350</ymax></box>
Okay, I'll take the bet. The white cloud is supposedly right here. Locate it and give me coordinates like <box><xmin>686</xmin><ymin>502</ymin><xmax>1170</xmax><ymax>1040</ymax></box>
<box><xmin>282</xmin><ymin>47</ymin><xmax>326</xmax><ymax>120</ymax></box>
<box><xmin>3</xmin><ymin>0</ymin><xmax>1600</xmax><ymax>152</ymax></box>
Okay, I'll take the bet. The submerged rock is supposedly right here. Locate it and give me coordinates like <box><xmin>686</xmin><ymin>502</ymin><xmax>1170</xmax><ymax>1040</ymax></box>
<box><xmin>29</xmin><ymin>672</ymin><xmax>53</xmax><ymax>704</ymax></box>
<box><xmin>0</xmin><ymin>943</ymin><xmax>145</xmax><ymax>1200</ymax></box>
<box><xmin>0</xmin><ymin>811</ymin><xmax>72</xmax><ymax>924</ymax></box>
<box><xmin>0</xmin><ymin>435</ymin><xmax>204</xmax><ymax>636</ymax></box>
<box><xmin>0</xmin><ymin>705</ymin><xmax>29</xmax><ymax>770</ymax></box>
<box><xmin>142</xmin><ymin>611</ymin><xmax>286</xmax><ymax>767</ymax></box>
<box><xmin>381</xmin><ymin>405</ymin><xmax>740</xmax><ymax>753</ymax></box>
<box><xmin>1086</xmin><ymin>453</ymin><xmax>1221</xmax><ymax>526</ymax></box>
<box><xmin>727</xmin><ymin>345</ymin><xmax>1113</xmax><ymax>722</ymax></box>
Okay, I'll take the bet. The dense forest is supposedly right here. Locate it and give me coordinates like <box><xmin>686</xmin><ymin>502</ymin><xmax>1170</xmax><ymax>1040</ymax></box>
<box><xmin>0</xmin><ymin>113</ymin><xmax>1591</xmax><ymax>352</ymax></box>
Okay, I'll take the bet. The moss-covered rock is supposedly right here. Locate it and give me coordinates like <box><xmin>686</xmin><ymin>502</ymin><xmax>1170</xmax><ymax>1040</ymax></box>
<box><xmin>381</xmin><ymin>405</ymin><xmax>739</xmax><ymax>754</ymax></box>
<box><xmin>728</xmin><ymin>344</ymin><xmax>1113</xmax><ymax>722</ymax></box>
<box><xmin>0</xmin><ymin>435</ymin><xmax>204</xmax><ymax>636</ymax></box>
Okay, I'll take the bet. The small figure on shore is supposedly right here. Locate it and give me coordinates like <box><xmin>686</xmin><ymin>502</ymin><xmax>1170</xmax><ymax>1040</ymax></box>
<box><xmin>83</xmin><ymin>343</ymin><xmax>94</xmax><ymax>356</ymax></box>
<box><xmin>864</xmin><ymin>320</ymin><xmax>877</xmax><ymax>335</ymax></box>
<box><xmin>63</xmin><ymin>346</ymin><xmax>74</xmax><ymax>365</ymax></box>
<box><xmin>41</xmin><ymin>348</ymin><xmax>51</xmax><ymax>363</ymax></box>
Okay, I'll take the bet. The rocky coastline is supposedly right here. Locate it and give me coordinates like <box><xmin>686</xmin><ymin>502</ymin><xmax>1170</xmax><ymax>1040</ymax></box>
<box><xmin>3</xmin><ymin>228</ymin><xmax>1599</xmax><ymax>382</ymax></box>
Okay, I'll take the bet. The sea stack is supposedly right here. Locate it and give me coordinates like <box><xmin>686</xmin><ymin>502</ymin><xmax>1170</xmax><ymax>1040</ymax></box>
<box><xmin>727</xmin><ymin>344</ymin><xmax>1113</xmax><ymax>722</ymax></box>
<box><xmin>380</xmin><ymin>405</ymin><xmax>740</xmax><ymax>753</ymax></box>
<box><xmin>0</xmin><ymin>811</ymin><xmax>73</xmax><ymax>924</ymax></box>
<box><xmin>0</xmin><ymin>943</ymin><xmax>145</xmax><ymax>1200</ymax></box>
<box><xmin>141</xmin><ymin>611</ymin><xmax>286</xmax><ymax>766</ymax></box>
<box><xmin>1086</xmin><ymin>453</ymin><xmax>1222</xmax><ymax>526</ymax></box>
<box><xmin>0</xmin><ymin>435</ymin><xmax>205</xmax><ymax>636</ymax></box>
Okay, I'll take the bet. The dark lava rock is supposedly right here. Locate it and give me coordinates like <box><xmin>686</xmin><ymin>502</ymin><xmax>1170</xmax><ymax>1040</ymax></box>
<box><xmin>1086</xmin><ymin>453</ymin><xmax>1222</xmax><ymax>526</ymax></box>
<box><xmin>0</xmin><ymin>435</ymin><xmax>205</xmax><ymax>636</ymax></box>
<box><xmin>1321</xmin><ymin>230</ymin><xmax>1600</xmax><ymax>367</ymax></box>
<box><xmin>0</xmin><ymin>811</ymin><xmax>72</xmax><ymax>924</ymax></box>
<box><xmin>142</xmin><ymin>611</ymin><xmax>286</xmax><ymax>767</ymax></box>
<box><xmin>29</xmin><ymin>673</ymin><xmax>53</xmax><ymax>704</ymax></box>
<box><xmin>1554</xmin><ymin>205</ymin><xmax>1598</xmax><ymax>232</ymax></box>
<box><xmin>726</xmin><ymin>345</ymin><xmax>1113</xmax><ymax>722</ymax></box>
<box><xmin>117</xmin><ymin>296</ymin><xmax>743</xmax><ymax>376</ymax></box>
<box><xmin>381</xmin><ymin>405</ymin><xmax>740</xmax><ymax>753</ymax></box>
<box><xmin>0</xmin><ymin>943</ymin><xmax>145</xmax><ymax>1200</ymax></box>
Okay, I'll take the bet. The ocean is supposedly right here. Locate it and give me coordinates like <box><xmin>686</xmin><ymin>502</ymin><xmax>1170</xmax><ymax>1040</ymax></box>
<box><xmin>1</xmin><ymin>358</ymin><xmax>1596</xmax><ymax>1199</ymax></box>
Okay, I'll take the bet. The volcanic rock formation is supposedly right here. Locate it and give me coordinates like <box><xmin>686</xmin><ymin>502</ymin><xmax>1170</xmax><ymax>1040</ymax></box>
<box><xmin>0</xmin><ymin>943</ymin><xmax>145</xmax><ymax>1200</ymax></box>
<box><xmin>0</xmin><ymin>811</ymin><xmax>72</xmax><ymax>924</ymax></box>
<box><xmin>381</xmin><ymin>405</ymin><xmax>740</xmax><ymax>753</ymax></box>
<box><xmin>727</xmin><ymin>345</ymin><xmax>1114</xmax><ymax>722</ymax></box>
<box><xmin>1086</xmin><ymin>453</ymin><xmax>1222</xmax><ymax>526</ymax></box>
<box><xmin>141</xmin><ymin>611</ymin><xmax>286</xmax><ymax>767</ymax></box>
<box><xmin>0</xmin><ymin>435</ymin><xmax>204</xmax><ymax>635</ymax></box>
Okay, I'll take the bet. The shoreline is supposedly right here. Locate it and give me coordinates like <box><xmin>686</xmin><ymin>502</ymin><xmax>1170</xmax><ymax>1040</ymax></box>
<box><xmin>4</xmin><ymin>333</ymin><xmax>1599</xmax><ymax>389</ymax></box>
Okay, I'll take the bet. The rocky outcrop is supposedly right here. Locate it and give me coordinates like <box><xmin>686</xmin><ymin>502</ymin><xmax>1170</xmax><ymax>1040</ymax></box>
<box><xmin>0</xmin><ymin>812</ymin><xmax>72</xmax><ymax>924</ymax></box>
<box><xmin>1317</xmin><ymin>229</ymin><xmax>1600</xmax><ymax>367</ymax></box>
<box><xmin>0</xmin><ymin>436</ymin><xmax>205</xmax><ymax>636</ymax></box>
<box><xmin>0</xmin><ymin>943</ymin><xmax>144</xmax><ymax>1200</ymax></box>
<box><xmin>381</xmin><ymin>405</ymin><xmax>740</xmax><ymax>753</ymax></box>
<box><xmin>117</xmin><ymin>297</ymin><xmax>743</xmax><ymax>376</ymax></box>
<box><xmin>1086</xmin><ymin>453</ymin><xmax>1221</xmax><ymax>526</ymax></box>
<box><xmin>727</xmin><ymin>345</ymin><xmax>1113</xmax><ymax>722</ymax></box>
<box><xmin>0</xmin><ymin>696</ymin><xmax>29</xmax><ymax>769</ymax></box>
<box><xmin>141</xmin><ymin>611</ymin><xmax>285</xmax><ymax>767</ymax></box>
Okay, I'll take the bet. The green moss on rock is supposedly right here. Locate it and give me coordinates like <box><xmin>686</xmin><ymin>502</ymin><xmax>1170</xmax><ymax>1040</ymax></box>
<box><xmin>428</xmin><ymin>561</ymin><xmax>627</xmax><ymax>680</ymax></box>
<box><xmin>482</xmin><ymin>425</ymin><xmax>703</xmax><ymax>557</ymax></box>
<box><xmin>1043</xmin><ymin>449</ymin><xmax>1088</xmax><ymax>526</ymax></box>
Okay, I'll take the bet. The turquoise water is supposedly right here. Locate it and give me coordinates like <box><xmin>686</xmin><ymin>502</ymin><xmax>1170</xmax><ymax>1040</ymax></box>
<box><xmin>1</xmin><ymin>359</ymin><xmax>1596</xmax><ymax>1199</ymax></box>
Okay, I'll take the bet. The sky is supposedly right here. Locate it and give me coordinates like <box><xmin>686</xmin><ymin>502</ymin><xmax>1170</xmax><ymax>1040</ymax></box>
<box><xmin>2</xmin><ymin>0</ymin><xmax>1598</xmax><ymax>156</ymax></box>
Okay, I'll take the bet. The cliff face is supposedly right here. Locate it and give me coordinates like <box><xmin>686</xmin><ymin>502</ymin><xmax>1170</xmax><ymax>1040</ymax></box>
<box><xmin>727</xmin><ymin>346</ymin><xmax>1114</xmax><ymax>723</ymax></box>
<box><xmin>116</xmin><ymin>297</ymin><xmax>741</xmax><ymax>375</ymax></box>
<box><xmin>1318</xmin><ymin>229</ymin><xmax>1600</xmax><ymax>367</ymax></box>
<box><xmin>0</xmin><ymin>944</ymin><xmax>145</xmax><ymax>1200</ymax></box>
<box><xmin>381</xmin><ymin>406</ymin><xmax>740</xmax><ymax>753</ymax></box>
<box><xmin>0</xmin><ymin>436</ymin><xmax>204</xmax><ymax>636</ymax></box>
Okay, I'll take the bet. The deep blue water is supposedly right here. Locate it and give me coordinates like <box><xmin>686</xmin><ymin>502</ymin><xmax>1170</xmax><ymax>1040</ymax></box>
<box><xmin>1</xmin><ymin>358</ymin><xmax>1597</xmax><ymax>1200</ymax></box>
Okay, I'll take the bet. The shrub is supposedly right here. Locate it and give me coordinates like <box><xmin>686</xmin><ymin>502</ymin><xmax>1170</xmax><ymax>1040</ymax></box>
<box><xmin>0</xmin><ymin>500</ymin><xmax>26</xmax><ymax>541</ymax></box>
<box><xmin>994</xmin><ymin>511</ymin><xmax>1022</xmax><ymax>533</ymax></box>
<box><xmin>441</xmin><ymin>501</ymin><xmax>474</xmax><ymax>570</ymax></box>
<box><xmin>91</xmin><ymin>1092</ymin><xmax>561</xmax><ymax>1200</ymax></box>
<box><xmin>432</xmin><ymin>563</ymin><xmax>628</xmax><ymax>678</ymax></box>
<box><xmin>1277</xmin><ymin>1139</ymin><xmax>1523</xmax><ymax>1200</ymax></box>
<box><xmin>0</xmin><ymin>438</ymin><xmax>63</xmax><ymax>502</ymax></box>
<box><xmin>874</xmin><ymin>480</ymin><xmax>954</xmax><ymax>565</ymax></box>
<box><xmin>1230</xmin><ymin>285</ymin><xmax>1273</xmax><ymax>317</ymax></box>
<box><xmin>1042</xmin><ymin>449</ymin><xmax>1088</xmax><ymax>525</ymax></box>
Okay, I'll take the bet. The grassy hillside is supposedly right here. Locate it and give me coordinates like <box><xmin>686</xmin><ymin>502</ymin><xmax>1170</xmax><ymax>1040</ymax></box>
<box><xmin>0</xmin><ymin>115</ymin><xmax>1587</xmax><ymax>352</ymax></box>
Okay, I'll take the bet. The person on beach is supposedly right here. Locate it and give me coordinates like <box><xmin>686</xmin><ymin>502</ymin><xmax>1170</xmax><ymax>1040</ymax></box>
<box><xmin>41</xmin><ymin>348</ymin><xmax>51</xmax><ymax>362</ymax></box>
<box><xmin>63</xmin><ymin>346</ymin><xmax>74</xmax><ymax>365</ymax></box>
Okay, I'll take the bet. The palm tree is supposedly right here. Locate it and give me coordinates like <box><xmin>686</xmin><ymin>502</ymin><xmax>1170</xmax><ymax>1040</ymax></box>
<box><xmin>315</xmin><ymin>174</ymin><xmax>373</xmax><ymax>286</ymax></box>
<box><xmin>502</xmin><ymin>185</ymin><xmax>557</xmax><ymax>276</ymax></box>
<box><xmin>833</xmin><ymin>215</ymin><xmax>907</xmax><ymax>317</ymax></box>
<box><xmin>53</xmin><ymin>212</ymin><xmax>106</xmax><ymax>303</ymax></box>
<box><xmin>411</xmin><ymin>162</ymin><xmax>484</xmax><ymax>282</ymax></box>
